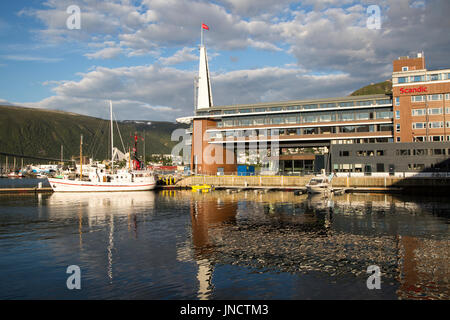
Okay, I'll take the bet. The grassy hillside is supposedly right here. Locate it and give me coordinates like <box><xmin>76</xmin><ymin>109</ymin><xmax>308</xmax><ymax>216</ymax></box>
<box><xmin>0</xmin><ymin>105</ymin><xmax>187</xmax><ymax>161</ymax></box>
<box><xmin>350</xmin><ymin>80</ymin><xmax>392</xmax><ymax>96</ymax></box>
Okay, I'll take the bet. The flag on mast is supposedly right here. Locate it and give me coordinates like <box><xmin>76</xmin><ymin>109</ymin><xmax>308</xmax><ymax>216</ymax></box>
<box><xmin>202</xmin><ymin>23</ymin><xmax>209</xmax><ymax>30</ymax></box>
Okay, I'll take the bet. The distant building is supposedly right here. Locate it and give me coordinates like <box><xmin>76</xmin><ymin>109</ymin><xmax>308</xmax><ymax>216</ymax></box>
<box><xmin>177</xmin><ymin>50</ymin><xmax>450</xmax><ymax>175</ymax></box>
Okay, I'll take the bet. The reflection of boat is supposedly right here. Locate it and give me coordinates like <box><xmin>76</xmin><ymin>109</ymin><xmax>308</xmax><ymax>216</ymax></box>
<box><xmin>47</xmin><ymin>191</ymin><xmax>155</xmax><ymax>216</ymax></box>
<box><xmin>192</xmin><ymin>184</ymin><xmax>214</xmax><ymax>193</ymax></box>
<box><xmin>48</xmin><ymin>101</ymin><xmax>156</xmax><ymax>192</ymax></box>
<box><xmin>306</xmin><ymin>175</ymin><xmax>330</xmax><ymax>194</ymax></box>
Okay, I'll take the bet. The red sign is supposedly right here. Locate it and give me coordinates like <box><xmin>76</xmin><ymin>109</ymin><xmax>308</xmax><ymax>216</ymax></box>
<box><xmin>399</xmin><ymin>86</ymin><xmax>427</xmax><ymax>94</ymax></box>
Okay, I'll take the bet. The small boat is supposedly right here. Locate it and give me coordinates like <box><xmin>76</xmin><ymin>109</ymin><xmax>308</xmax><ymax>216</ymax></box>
<box><xmin>192</xmin><ymin>184</ymin><xmax>214</xmax><ymax>193</ymax></box>
<box><xmin>306</xmin><ymin>175</ymin><xmax>331</xmax><ymax>194</ymax></box>
<box><xmin>47</xmin><ymin>101</ymin><xmax>156</xmax><ymax>192</ymax></box>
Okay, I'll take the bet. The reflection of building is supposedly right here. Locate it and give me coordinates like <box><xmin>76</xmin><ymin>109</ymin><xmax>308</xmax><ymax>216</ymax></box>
<box><xmin>179</xmin><ymin>191</ymin><xmax>449</xmax><ymax>299</ymax></box>
<box><xmin>177</xmin><ymin>46</ymin><xmax>450</xmax><ymax>175</ymax></box>
<box><xmin>189</xmin><ymin>195</ymin><xmax>237</xmax><ymax>300</ymax></box>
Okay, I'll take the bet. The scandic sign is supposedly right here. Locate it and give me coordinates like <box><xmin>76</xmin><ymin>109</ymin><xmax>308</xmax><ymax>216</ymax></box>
<box><xmin>399</xmin><ymin>86</ymin><xmax>428</xmax><ymax>94</ymax></box>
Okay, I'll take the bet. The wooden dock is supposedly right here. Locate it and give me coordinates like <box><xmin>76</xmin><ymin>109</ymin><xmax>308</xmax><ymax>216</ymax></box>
<box><xmin>0</xmin><ymin>187</ymin><xmax>53</xmax><ymax>194</ymax></box>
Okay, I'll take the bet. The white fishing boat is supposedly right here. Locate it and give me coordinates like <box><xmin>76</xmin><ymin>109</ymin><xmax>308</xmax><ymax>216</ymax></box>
<box><xmin>305</xmin><ymin>172</ymin><xmax>331</xmax><ymax>194</ymax></box>
<box><xmin>48</xmin><ymin>101</ymin><xmax>156</xmax><ymax>192</ymax></box>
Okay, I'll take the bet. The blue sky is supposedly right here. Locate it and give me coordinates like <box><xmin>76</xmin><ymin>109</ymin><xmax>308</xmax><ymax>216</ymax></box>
<box><xmin>0</xmin><ymin>0</ymin><xmax>448</xmax><ymax>121</ymax></box>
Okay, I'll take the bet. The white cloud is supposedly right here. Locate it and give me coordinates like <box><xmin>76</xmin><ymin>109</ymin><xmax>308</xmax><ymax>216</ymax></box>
<box><xmin>1</xmin><ymin>55</ymin><xmax>63</xmax><ymax>63</ymax></box>
<box><xmin>158</xmin><ymin>47</ymin><xmax>198</xmax><ymax>65</ymax></box>
<box><xmin>85</xmin><ymin>46</ymin><xmax>123</xmax><ymax>59</ymax></box>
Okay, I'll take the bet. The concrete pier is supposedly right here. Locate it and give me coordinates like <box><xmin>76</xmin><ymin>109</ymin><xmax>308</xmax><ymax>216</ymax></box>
<box><xmin>175</xmin><ymin>175</ymin><xmax>450</xmax><ymax>194</ymax></box>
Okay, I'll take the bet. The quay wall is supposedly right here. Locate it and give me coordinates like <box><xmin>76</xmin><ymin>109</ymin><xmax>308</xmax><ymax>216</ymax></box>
<box><xmin>176</xmin><ymin>175</ymin><xmax>450</xmax><ymax>190</ymax></box>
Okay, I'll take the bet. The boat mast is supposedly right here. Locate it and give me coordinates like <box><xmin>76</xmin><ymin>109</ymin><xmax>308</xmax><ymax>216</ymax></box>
<box><xmin>80</xmin><ymin>135</ymin><xmax>83</xmax><ymax>179</ymax></box>
<box><xmin>110</xmin><ymin>100</ymin><xmax>114</xmax><ymax>172</ymax></box>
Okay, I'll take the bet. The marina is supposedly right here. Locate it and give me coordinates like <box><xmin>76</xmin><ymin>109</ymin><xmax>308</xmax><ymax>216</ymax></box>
<box><xmin>0</xmin><ymin>187</ymin><xmax>448</xmax><ymax>300</ymax></box>
<box><xmin>0</xmin><ymin>1</ymin><xmax>449</xmax><ymax>305</ymax></box>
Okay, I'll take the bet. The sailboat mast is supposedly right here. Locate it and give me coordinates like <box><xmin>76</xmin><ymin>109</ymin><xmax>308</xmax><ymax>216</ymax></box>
<box><xmin>110</xmin><ymin>100</ymin><xmax>114</xmax><ymax>172</ymax></box>
<box><xmin>80</xmin><ymin>135</ymin><xmax>83</xmax><ymax>179</ymax></box>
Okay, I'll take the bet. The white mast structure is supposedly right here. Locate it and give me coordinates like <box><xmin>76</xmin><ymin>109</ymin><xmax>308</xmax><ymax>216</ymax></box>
<box><xmin>110</xmin><ymin>100</ymin><xmax>114</xmax><ymax>172</ymax></box>
<box><xmin>196</xmin><ymin>24</ymin><xmax>213</xmax><ymax>110</ymax></box>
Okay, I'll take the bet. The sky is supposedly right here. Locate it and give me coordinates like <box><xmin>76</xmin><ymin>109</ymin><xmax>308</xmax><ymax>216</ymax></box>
<box><xmin>0</xmin><ymin>0</ymin><xmax>449</xmax><ymax>121</ymax></box>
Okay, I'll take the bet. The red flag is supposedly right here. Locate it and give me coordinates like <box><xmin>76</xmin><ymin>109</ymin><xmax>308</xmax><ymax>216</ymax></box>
<box><xmin>202</xmin><ymin>23</ymin><xmax>209</xmax><ymax>30</ymax></box>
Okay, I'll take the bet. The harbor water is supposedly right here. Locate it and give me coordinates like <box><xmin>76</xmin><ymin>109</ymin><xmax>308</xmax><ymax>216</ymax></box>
<box><xmin>0</xmin><ymin>181</ymin><xmax>448</xmax><ymax>299</ymax></box>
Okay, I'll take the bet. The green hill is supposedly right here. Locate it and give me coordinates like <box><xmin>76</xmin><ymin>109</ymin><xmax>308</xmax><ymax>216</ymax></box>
<box><xmin>0</xmin><ymin>105</ymin><xmax>188</xmax><ymax>162</ymax></box>
<box><xmin>350</xmin><ymin>80</ymin><xmax>392</xmax><ymax>96</ymax></box>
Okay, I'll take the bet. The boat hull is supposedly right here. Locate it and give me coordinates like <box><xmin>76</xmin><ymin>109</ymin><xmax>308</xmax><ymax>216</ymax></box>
<box><xmin>48</xmin><ymin>178</ymin><xmax>156</xmax><ymax>192</ymax></box>
<box><xmin>306</xmin><ymin>185</ymin><xmax>330</xmax><ymax>194</ymax></box>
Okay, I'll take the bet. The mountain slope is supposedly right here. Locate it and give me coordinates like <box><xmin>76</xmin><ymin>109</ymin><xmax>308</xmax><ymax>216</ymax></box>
<box><xmin>0</xmin><ymin>105</ymin><xmax>187</xmax><ymax>161</ymax></box>
<box><xmin>350</xmin><ymin>80</ymin><xmax>392</xmax><ymax>96</ymax></box>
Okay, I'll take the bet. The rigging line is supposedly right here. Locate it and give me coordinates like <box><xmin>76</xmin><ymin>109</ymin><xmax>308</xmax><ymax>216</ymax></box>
<box><xmin>91</xmin><ymin>120</ymin><xmax>107</xmax><ymax>161</ymax></box>
<box><xmin>113</xmin><ymin>111</ymin><xmax>126</xmax><ymax>154</ymax></box>
<box><xmin>89</xmin><ymin>118</ymin><xmax>106</xmax><ymax>158</ymax></box>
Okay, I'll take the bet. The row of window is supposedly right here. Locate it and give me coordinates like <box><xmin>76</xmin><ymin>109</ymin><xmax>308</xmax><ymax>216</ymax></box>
<box><xmin>218</xmin><ymin>109</ymin><xmax>393</xmax><ymax>127</ymax></box>
<box><xmin>338</xmin><ymin>148</ymin><xmax>449</xmax><ymax>157</ymax></box>
<box><xmin>414</xmin><ymin>135</ymin><xmax>450</xmax><ymax>142</ymax></box>
<box><xmin>412</xmin><ymin>121</ymin><xmax>450</xmax><ymax>129</ymax></box>
<box><xmin>209</xmin><ymin>124</ymin><xmax>394</xmax><ymax>139</ymax></box>
<box><xmin>411</xmin><ymin>107</ymin><xmax>450</xmax><ymax>116</ymax></box>
<box><xmin>331</xmin><ymin>138</ymin><xmax>391</xmax><ymax>144</ymax></box>
<box><xmin>410</xmin><ymin>94</ymin><xmax>450</xmax><ymax>102</ymax></box>
<box><xmin>199</xmin><ymin>99</ymin><xmax>392</xmax><ymax>116</ymax></box>
<box><xmin>397</xmin><ymin>73</ymin><xmax>450</xmax><ymax>84</ymax></box>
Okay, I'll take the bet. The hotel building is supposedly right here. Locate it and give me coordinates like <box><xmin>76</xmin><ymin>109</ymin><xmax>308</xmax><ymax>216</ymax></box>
<box><xmin>177</xmin><ymin>50</ymin><xmax>450</xmax><ymax>175</ymax></box>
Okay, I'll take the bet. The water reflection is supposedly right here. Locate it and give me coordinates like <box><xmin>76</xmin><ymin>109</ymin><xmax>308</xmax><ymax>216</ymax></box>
<box><xmin>0</xmin><ymin>189</ymin><xmax>448</xmax><ymax>299</ymax></box>
<box><xmin>47</xmin><ymin>192</ymin><xmax>156</xmax><ymax>284</ymax></box>
<box><xmin>185</xmin><ymin>191</ymin><xmax>449</xmax><ymax>300</ymax></box>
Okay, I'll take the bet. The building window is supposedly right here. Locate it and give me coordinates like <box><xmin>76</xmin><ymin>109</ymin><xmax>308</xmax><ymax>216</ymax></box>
<box><xmin>429</xmin><ymin>121</ymin><xmax>444</xmax><ymax>128</ymax></box>
<box><xmin>395</xmin><ymin>97</ymin><xmax>400</xmax><ymax>106</ymax></box>
<box><xmin>395</xmin><ymin>110</ymin><xmax>400</xmax><ymax>119</ymax></box>
<box><xmin>412</xmin><ymin>108</ymin><xmax>426</xmax><ymax>116</ymax></box>
<box><xmin>320</xmin><ymin>103</ymin><xmax>336</xmax><ymax>109</ymax></box>
<box><xmin>402</xmin><ymin>66</ymin><xmax>409</xmax><ymax>71</ymax></box>
<box><xmin>396</xmin><ymin>149</ymin><xmax>411</xmax><ymax>156</ymax></box>
<box><xmin>398</xmin><ymin>77</ymin><xmax>408</xmax><ymax>83</ymax></box>
<box><xmin>412</xmin><ymin>75</ymin><xmax>424</xmax><ymax>82</ymax></box>
<box><xmin>429</xmin><ymin>74</ymin><xmax>441</xmax><ymax>81</ymax></box>
<box><xmin>339</xmin><ymin>151</ymin><xmax>350</xmax><ymax>157</ymax></box>
<box><xmin>428</xmin><ymin>108</ymin><xmax>442</xmax><ymax>115</ymax></box>
<box><xmin>396</xmin><ymin>137</ymin><xmax>401</xmax><ymax>142</ymax></box>
<box><xmin>355</xmin><ymin>100</ymin><xmax>373</xmax><ymax>106</ymax></box>
<box><xmin>432</xmin><ymin>149</ymin><xmax>445</xmax><ymax>155</ymax></box>
<box><xmin>356</xmin><ymin>112</ymin><xmax>370</xmax><ymax>120</ymax></box>
<box><xmin>412</xmin><ymin>122</ymin><xmax>426</xmax><ymax>129</ymax></box>
<box><xmin>286</xmin><ymin>116</ymin><xmax>297</xmax><ymax>124</ymax></box>
<box><xmin>339</xmin><ymin>102</ymin><xmax>354</xmax><ymax>108</ymax></box>
<box><xmin>428</xmin><ymin>94</ymin><xmax>443</xmax><ymax>101</ymax></box>
<box><xmin>396</xmin><ymin>124</ymin><xmax>401</xmax><ymax>132</ymax></box>
<box><xmin>376</xmin><ymin>109</ymin><xmax>392</xmax><ymax>119</ymax></box>
<box><xmin>376</xmin><ymin>99</ymin><xmax>392</xmax><ymax>105</ymax></box>
<box><xmin>411</xmin><ymin>95</ymin><xmax>426</xmax><ymax>103</ymax></box>
<box><xmin>376</xmin><ymin>163</ymin><xmax>385</xmax><ymax>172</ymax></box>
<box><xmin>430</xmin><ymin>136</ymin><xmax>444</xmax><ymax>142</ymax></box>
